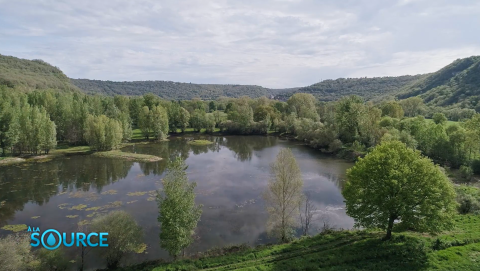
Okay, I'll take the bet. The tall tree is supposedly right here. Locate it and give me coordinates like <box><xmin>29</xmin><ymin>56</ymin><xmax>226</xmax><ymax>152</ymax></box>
<box><xmin>263</xmin><ymin>148</ymin><xmax>304</xmax><ymax>242</ymax></box>
<box><xmin>342</xmin><ymin>140</ymin><xmax>456</xmax><ymax>240</ymax></box>
<box><xmin>151</xmin><ymin>105</ymin><xmax>169</xmax><ymax>140</ymax></box>
<box><xmin>157</xmin><ymin>157</ymin><xmax>203</xmax><ymax>259</ymax></box>
<box><xmin>138</xmin><ymin>106</ymin><xmax>151</xmax><ymax>139</ymax></box>
<box><xmin>287</xmin><ymin>93</ymin><xmax>319</xmax><ymax>121</ymax></box>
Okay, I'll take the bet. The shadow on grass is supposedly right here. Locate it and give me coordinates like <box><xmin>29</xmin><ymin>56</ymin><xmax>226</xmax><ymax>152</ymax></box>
<box><xmin>271</xmin><ymin>234</ymin><xmax>429</xmax><ymax>271</ymax></box>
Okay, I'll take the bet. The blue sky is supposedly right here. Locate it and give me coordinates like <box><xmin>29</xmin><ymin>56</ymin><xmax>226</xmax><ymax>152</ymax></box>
<box><xmin>1</xmin><ymin>0</ymin><xmax>479</xmax><ymax>88</ymax></box>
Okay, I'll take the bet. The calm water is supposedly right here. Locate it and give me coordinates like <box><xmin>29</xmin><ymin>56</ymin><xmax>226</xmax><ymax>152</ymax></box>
<box><xmin>0</xmin><ymin>135</ymin><xmax>354</xmax><ymax>270</ymax></box>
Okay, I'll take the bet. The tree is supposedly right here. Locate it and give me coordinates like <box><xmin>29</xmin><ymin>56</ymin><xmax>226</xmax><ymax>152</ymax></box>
<box><xmin>90</xmin><ymin>210</ymin><xmax>143</xmax><ymax>269</ymax></box>
<box><xmin>151</xmin><ymin>105</ymin><xmax>169</xmax><ymax>140</ymax></box>
<box><xmin>342</xmin><ymin>140</ymin><xmax>456</xmax><ymax>240</ymax></box>
<box><xmin>84</xmin><ymin>115</ymin><xmax>123</xmax><ymax>151</ymax></box>
<box><xmin>381</xmin><ymin>101</ymin><xmax>404</xmax><ymax>118</ymax></box>
<box><xmin>263</xmin><ymin>148</ymin><xmax>304</xmax><ymax>242</ymax></box>
<box><xmin>287</xmin><ymin>93</ymin><xmax>319</xmax><ymax>121</ymax></box>
<box><xmin>138</xmin><ymin>106</ymin><xmax>151</xmax><ymax>139</ymax></box>
<box><xmin>335</xmin><ymin>95</ymin><xmax>364</xmax><ymax>143</ymax></box>
<box><xmin>205</xmin><ymin>113</ymin><xmax>216</xmax><ymax>133</ymax></box>
<box><xmin>400</xmin><ymin>97</ymin><xmax>425</xmax><ymax>117</ymax></box>
<box><xmin>433</xmin><ymin>112</ymin><xmax>447</xmax><ymax>125</ymax></box>
<box><xmin>190</xmin><ymin>109</ymin><xmax>206</xmax><ymax>132</ymax></box>
<box><xmin>178</xmin><ymin>107</ymin><xmax>190</xmax><ymax>133</ymax></box>
<box><xmin>208</xmin><ymin>101</ymin><xmax>217</xmax><ymax>112</ymax></box>
<box><xmin>0</xmin><ymin>234</ymin><xmax>37</xmax><ymax>271</ymax></box>
<box><xmin>157</xmin><ymin>157</ymin><xmax>203</xmax><ymax>259</ymax></box>
<box><xmin>35</xmin><ymin>248</ymin><xmax>69</xmax><ymax>271</ymax></box>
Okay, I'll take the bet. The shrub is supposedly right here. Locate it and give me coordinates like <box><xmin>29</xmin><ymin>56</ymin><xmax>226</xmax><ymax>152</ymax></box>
<box><xmin>91</xmin><ymin>210</ymin><xmax>143</xmax><ymax>269</ymax></box>
<box><xmin>35</xmin><ymin>248</ymin><xmax>69</xmax><ymax>271</ymax></box>
<box><xmin>0</xmin><ymin>234</ymin><xmax>37</xmax><ymax>271</ymax></box>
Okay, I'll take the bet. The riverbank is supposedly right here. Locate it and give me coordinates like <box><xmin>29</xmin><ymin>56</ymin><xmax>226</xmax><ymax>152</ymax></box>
<box><xmin>109</xmin><ymin>214</ymin><xmax>480</xmax><ymax>271</ymax></box>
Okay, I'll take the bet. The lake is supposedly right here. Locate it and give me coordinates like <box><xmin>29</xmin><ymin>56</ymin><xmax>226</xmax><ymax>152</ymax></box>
<box><xmin>0</xmin><ymin>135</ymin><xmax>354</xmax><ymax>270</ymax></box>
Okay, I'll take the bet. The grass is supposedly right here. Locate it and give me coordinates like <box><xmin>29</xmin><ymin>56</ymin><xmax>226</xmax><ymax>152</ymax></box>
<box><xmin>187</xmin><ymin>140</ymin><xmax>214</xmax><ymax>146</ymax></box>
<box><xmin>112</xmin><ymin>215</ymin><xmax>480</xmax><ymax>271</ymax></box>
<box><xmin>92</xmin><ymin>150</ymin><xmax>162</xmax><ymax>162</ymax></box>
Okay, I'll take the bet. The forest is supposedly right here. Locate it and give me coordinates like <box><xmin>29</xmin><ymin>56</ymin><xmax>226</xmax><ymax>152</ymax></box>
<box><xmin>2</xmin><ymin>85</ymin><xmax>480</xmax><ymax>177</ymax></box>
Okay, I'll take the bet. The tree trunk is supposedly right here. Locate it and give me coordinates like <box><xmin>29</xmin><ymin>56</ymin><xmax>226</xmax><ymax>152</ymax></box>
<box><xmin>384</xmin><ymin>215</ymin><xmax>395</xmax><ymax>240</ymax></box>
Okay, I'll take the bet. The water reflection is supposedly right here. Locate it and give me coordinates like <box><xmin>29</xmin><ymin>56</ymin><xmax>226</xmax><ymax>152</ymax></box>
<box><xmin>0</xmin><ymin>135</ymin><xmax>354</xmax><ymax>270</ymax></box>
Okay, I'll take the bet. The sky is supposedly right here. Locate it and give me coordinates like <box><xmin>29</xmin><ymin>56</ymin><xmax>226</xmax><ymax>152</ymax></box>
<box><xmin>0</xmin><ymin>0</ymin><xmax>479</xmax><ymax>88</ymax></box>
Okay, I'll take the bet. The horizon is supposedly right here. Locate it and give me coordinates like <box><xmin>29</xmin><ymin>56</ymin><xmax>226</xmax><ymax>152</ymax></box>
<box><xmin>1</xmin><ymin>0</ymin><xmax>480</xmax><ymax>88</ymax></box>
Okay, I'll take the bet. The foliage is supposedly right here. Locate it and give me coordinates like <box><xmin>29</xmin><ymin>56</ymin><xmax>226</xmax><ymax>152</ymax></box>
<box><xmin>397</xmin><ymin>56</ymin><xmax>480</xmax><ymax>109</ymax></box>
<box><xmin>275</xmin><ymin>75</ymin><xmax>424</xmax><ymax>102</ymax></box>
<box><xmin>90</xmin><ymin>210</ymin><xmax>143</xmax><ymax>269</ymax></box>
<box><xmin>157</xmin><ymin>157</ymin><xmax>203</xmax><ymax>259</ymax></box>
<box><xmin>0</xmin><ymin>54</ymin><xmax>78</xmax><ymax>91</ymax></box>
<box><xmin>84</xmin><ymin>114</ymin><xmax>123</xmax><ymax>151</ymax></box>
<box><xmin>0</xmin><ymin>234</ymin><xmax>37</xmax><ymax>271</ymax></box>
<box><xmin>35</xmin><ymin>248</ymin><xmax>70</xmax><ymax>271</ymax></box>
<box><xmin>263</xmin><ymin>148</ymin><xmax>304</xmax><ymax>242</ymax></box>
<box><xmin>455</xmin><ymin>185</ymin><xmax>480</xmax><ymax>214</ymax></box>
<box><xmin>343</xmin><ymin>140</ymin><xmax>457</xmax><ymax>239</ymax></box>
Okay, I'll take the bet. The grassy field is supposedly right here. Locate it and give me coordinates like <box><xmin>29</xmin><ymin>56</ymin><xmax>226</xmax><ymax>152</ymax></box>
<box><xmin>113</xmin><ymin>215</ymin><xmax>480</xmax><ymax>271</ymax></box>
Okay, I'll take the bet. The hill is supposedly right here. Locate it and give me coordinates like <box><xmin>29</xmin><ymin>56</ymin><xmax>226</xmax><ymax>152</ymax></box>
<box><xmin>274</xmin><ymin>75</ymin><xmax>426</xmax><ymax>102</ymax></box>
<box><xmin>70</xmin><ymin>79</ymin><xmax>274</xmax><ymax>100</ymax></box>
<box><xmin>0</xmin><ymin>54</ymin><xmax>78</xmax><ymax>91</ymax></box>
<box><xmin>113</xmin><ymin>215</ymin><xmax>480</xmax><ymax>271</ymax></box>
<box><xmin>2</xmin><ymin>54</ymin><xmax>480</xmax><ymax>106</ymax></box>
<box><xmin>396</xmin><ymin>56</ymin><xmax>480</xmax><ymax>109</ymax></box>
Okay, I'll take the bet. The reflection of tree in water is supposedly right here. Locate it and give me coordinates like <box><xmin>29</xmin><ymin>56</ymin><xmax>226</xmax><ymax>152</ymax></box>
<box><xmin>220</xmin><ymin>136</ymin><xmax>277</xmax><ymax>162</ymax></box>
<box><xmin>322</xmin><ymin>173</ymin><xmax>345</xmax><ymax>190</ymax></box>
<box><xmin>0</xmin><ymin>157</ymin><xmax>133</xmax><ymax>226</ymax></box>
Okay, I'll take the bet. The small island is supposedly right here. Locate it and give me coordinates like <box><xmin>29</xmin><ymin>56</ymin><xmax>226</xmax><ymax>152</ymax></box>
<box><xmin>187</xmin><ymin>140</ymin><xmax>214</xmax><ymax>146</ymax></box>
<box><xmin>92</xmin><ymin>150</ymin><xmax>162</xmax><ymax>162</ymax></box>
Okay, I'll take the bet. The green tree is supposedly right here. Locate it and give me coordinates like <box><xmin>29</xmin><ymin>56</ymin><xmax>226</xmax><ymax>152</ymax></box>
<box><xmin>0</xmin><ymin>234</ymin><xmax>37</xmax><ymax>271</ymax></box>
<box><xmin>157</xmin><ymin>157</ymin><xmax>203</xmax><ymax>259</ymax></box>
<box><xmin>342</xmin><ymin>140</ymin><xmax>456</xmax><ymax>240</ymax></box>
<box><xmin>35</xmin><ymin>248</ymin><xmax>69</xmax><ymax>271</ymax></box>
<box><xmin>151</xmin><ymin>105</ymin><xmax>169</xmax><ymax>140</ymax></box>
<box><xmin>208</xmin><ymin>101</ymin><xmax>217</xmax><ymax>112</ymax></box>
<box><xmin>190</xmin><ymin>109</ymin><xmax>206</xmax><ymax>132</ymax></box>
<box><xmin>287</xmin><ymin>93</ymin><xmax>319</xmax><ymax>121</ymax></box>
<box><xmin>90</xmin><ymin>210</ymin><xmax>143</xmax><ymax>269</ymax></box>
<box><xmin>381</xmin><ymin>101</ymin><xmax>404</xmax><ymax>118</ymax></box>
<box><xmin>84</xmin><ymin>115</ymin><xmax>123</xmax><ymax>151</ymax></box>
<box><xmin>138</xmin><ymin>106</ymin><xmax>151</xmax><ymax>139</ymax></box>
<box><xmin>263</xmin><ymin>148</ymin><xmax>304</xmax><ymax>242</ymax></box>
<box><xmin>400</xmin><ymin>97</ymin><xmax>425</xmax><ymax>117</ymax></box>
<box><xmin>178</xmin><ymin>107</ymin><xmax>190</xmax><ymax>133</ymax></box>
<box><xmin>433</xmin><ymin>112</ymin><xmax>447</xmax><ymax>125</ymax></box>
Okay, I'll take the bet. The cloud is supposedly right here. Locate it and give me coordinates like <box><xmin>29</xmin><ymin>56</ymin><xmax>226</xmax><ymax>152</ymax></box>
<box><xmin>0</xmin><ymin>0</ymin><xmax>479</xmax><ymax>88</ymax></box>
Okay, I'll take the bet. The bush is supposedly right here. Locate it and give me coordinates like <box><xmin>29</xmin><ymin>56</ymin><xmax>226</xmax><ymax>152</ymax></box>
<box><xmin>0</xmin><ymin>234</ymin><xmax>37</xmax><ymax>271</ymax></box>
<box><xmin>35</xmin><ymin>248</ymin><xmax>69</xmax><ymax>271</ymax></box>
<box><xmin>455</xmin><ymin>186</ymin><xmax>480</xmax><ymax>214</ymax></box>
<box><xmin>460</xmin><ymin>165</ymin><xmax>474</xmax><ymax>181</ymax></box>
<box><xmin>471</xmin><ymin>159</ymin><xmax>480</xmax><ymax>174</ymax></box>
<box><xmin>91</xmin><ymin>210</ymin><xmax>143</xmax><ymax>269</ymax></box>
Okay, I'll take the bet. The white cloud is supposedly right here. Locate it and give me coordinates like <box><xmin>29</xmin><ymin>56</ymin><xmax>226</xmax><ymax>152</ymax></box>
<box><xmin>0</xmin><ymin>0</ymin><xmax>479</xmax><ymax>88</ymax></box>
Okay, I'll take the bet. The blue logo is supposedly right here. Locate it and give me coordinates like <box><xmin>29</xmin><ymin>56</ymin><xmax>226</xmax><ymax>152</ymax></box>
<box><xmin>29</xmin><ymin>226</ymin><xmax>108</xmax><ymax>250</ymax></box>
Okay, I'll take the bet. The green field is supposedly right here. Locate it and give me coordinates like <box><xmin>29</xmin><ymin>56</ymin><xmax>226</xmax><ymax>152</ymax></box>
<box><xmin>114</xmin><ymin>215</ymin><xmax>480</xmax><ymax>271</ymax></box>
